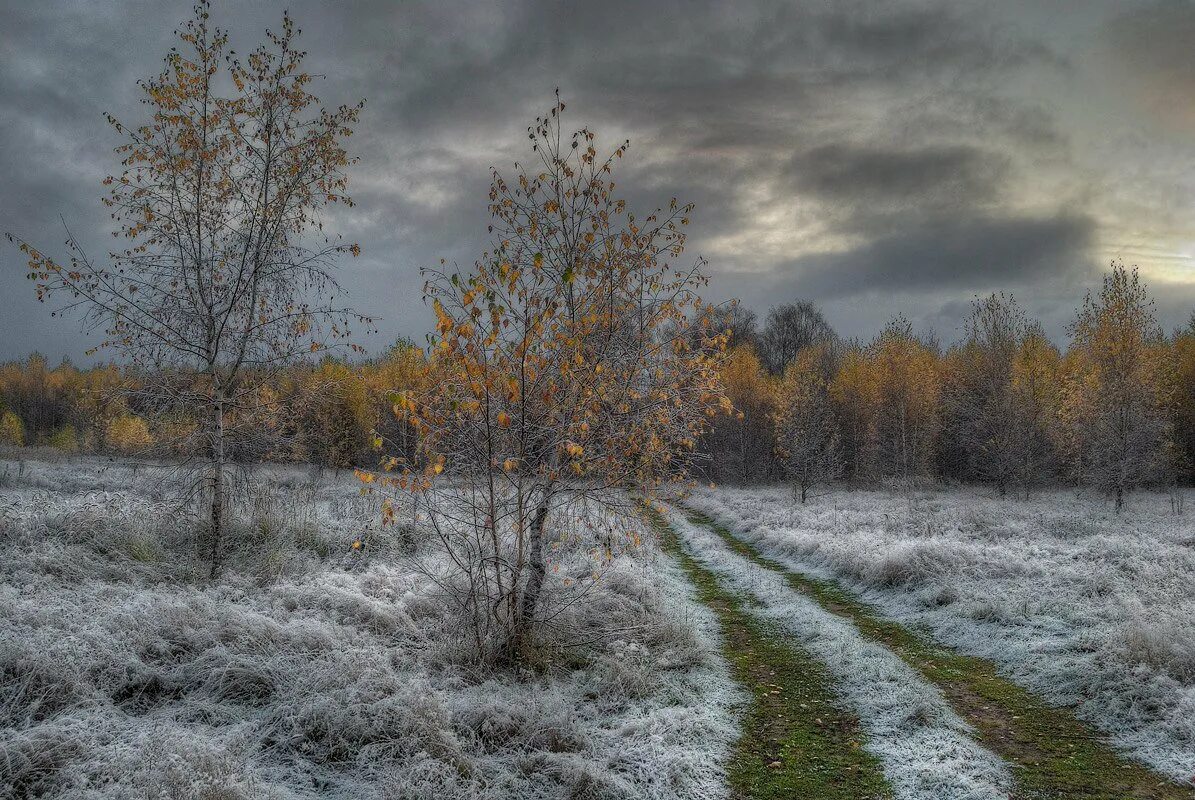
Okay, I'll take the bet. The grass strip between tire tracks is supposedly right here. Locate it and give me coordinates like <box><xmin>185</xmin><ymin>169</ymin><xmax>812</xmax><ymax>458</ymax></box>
<box><xmin>645</xmin><ymin>504</ymin><xmax>892</xmax><ymax>800</ymax></box>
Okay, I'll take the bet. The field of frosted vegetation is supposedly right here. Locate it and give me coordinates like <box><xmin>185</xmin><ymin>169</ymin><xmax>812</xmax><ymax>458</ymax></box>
<box><xmin>685</xmin><ymin>482</ymin><xmax>1195</xmax><ymax>781</ymax></box>
<box><xmin>7</xmin><ymin>450</ymin><xmax>1195</xmax><ymax>798</ymax></box>
<box><xmin>0</xmin><ymin>453</ymin><xmax>738</xmax><ymax>800</ymax></box>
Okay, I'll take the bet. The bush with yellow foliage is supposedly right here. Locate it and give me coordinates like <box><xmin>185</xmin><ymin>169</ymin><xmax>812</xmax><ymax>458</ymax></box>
<box><xmin>46</xmin><ymin>425</ymin><xmax>80</xmax><ymax>452</ymax></box>
<box><xmin>0</xmin><ymin>410</ymin><xmax>25</xmax><ymax>447</ymax></box>
<box><xmin>104</xmin><ymin>415</ymin><xmax>153</xmax><ymax>454</ymax></box>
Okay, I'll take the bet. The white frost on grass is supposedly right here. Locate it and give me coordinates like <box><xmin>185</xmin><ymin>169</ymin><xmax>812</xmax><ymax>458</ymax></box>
<box><xmin>0</xmin><ymin>455</ymin><xmax>739</xmax><ymax>800</ymax></box>
<box><xmin>685</xmin><ymin>484</ymin><xmax>1195</xmax><ymax>783</ymax></box>
<box><xmin>664</xmin><ymin>505</ymin><xmax>1011</xmax><ymax>800</ymax></box>
<box><xmin>581</xmin><ymin>548</ymin><xmax>742</xmax><ymax>800</ymax></box>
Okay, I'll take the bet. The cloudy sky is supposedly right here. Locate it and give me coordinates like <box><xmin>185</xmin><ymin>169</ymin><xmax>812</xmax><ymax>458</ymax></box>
<box><xmin>2</xmin><ymin>0</ymin><xmax>1195</xmax><ymax>362</ymax></box>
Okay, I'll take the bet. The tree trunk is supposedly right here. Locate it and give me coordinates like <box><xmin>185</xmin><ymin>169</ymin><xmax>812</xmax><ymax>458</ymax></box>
<box><xmin>739</xmin><ymin>416</ymin><xmax>748</xmax><ymax>483</ymax></box>
<box><xmin>509</xmin><ymin>487</ymin><xmax>552</xmax><ymax>660</ymax></box>
<box><xmin>208</xmin><ymin>395</ymin><xmax>226</xmax><ymax>579</ymax></box>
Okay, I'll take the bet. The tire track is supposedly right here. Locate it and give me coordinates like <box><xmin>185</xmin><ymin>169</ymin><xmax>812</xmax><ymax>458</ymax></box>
<box><xmin>678</xmin><ymin>503</ymin><xmax>1195</xmax><ymax>800</ymax></box>
<box><xmin>646</xmin><ymin>504</ymin><xmax>892</xmax><ymax>799</ymax></box>
<box><xmin>660</xmin><ymin>503</ymin><xmax>1011</xmax><ymax>800</ymax></box>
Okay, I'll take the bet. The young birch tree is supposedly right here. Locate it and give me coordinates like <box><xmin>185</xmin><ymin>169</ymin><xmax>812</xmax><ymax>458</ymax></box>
<box><xmin>943</xmin><ymin>294</ymin><xmax>1028</xmax><ymax>496</ymax></box>
<box><xmin>713</xmin><ymin>344</ymin><xmax>779</xmax><ymax>483</ymax></box>
<box><xmin>1170</xmin><ymin>315</ymin><xmax>1195</xmax><ymax>484</ymax></box>
<box><xmin>774</xmin><ymin>344</ymin><xmax>843</xmax><ymax>503</ymax></box>
<box><xmin>376</xmin><ymin>98</ymin><xmax>729</xmax><ymax>663</ymax></box>
<box><xmin>1009</xmin><ymin>323</ymin><xmax>1061</xmax><ymax>496</ymax></box>
<box><xmin>8</xmin><ymin>2</ymin><xmax>367</xmax><ymax>576</ymax></box>
<box><xmin>829</xmin><ymin>342</ymin><xmax>881</xmax><ymax>480</ymax></box>
<box><xmin>871</xmin><ymin>316</ymin><xmax>941</xmax><ymax>481</ymax></box>
<box><xmin>1062</xmin><ymin>263</ymin><xmax>1173</xmax><ymax>510</ymax></box>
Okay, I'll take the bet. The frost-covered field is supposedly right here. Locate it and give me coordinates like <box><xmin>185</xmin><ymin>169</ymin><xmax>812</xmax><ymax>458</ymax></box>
<box><xmin>0</xmin><ymin>455</ymin><xmax>739</xmax><ymax>800</ymax></box>
<box><xmin>686</xmin><ymin>483</ymin><xmax>1195</xmax><ymax>781</ymax></box>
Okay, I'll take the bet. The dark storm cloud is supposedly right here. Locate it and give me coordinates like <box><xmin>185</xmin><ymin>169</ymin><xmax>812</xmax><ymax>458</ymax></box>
<box><xmin>811</xmin><ymin>2</ymin><xmax>1059</xmax><ymax>78</ymax></box>
<box><xmin>773</xmin><ymin>213</ymin><xmax>1095</xmax><ymax>299</ymax></box>
<box><xmin>785</xmin><ymin>144</ymin><xmax>1010</xmax><ymax>207</ymax></box>
<box><xmin>1</xmin><ymin>0</ymin><xmax>1170</xmax><ymax>361</ymax></box>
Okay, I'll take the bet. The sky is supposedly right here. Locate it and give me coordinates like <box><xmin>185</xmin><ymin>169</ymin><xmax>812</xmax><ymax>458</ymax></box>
<box><xmin>2</xmin><ymin>0</ymin><xmax>1194</xmax><ymax>363</ymax></box>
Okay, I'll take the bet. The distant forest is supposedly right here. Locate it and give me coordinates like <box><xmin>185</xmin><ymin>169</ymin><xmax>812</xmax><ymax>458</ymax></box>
<box><xmin>4</xmin><ymin>263</ymin><xmax>1193</xmax><ymax>505</ymax></box>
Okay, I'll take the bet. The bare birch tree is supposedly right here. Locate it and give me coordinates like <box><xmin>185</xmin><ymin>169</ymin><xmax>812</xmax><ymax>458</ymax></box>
<box><xmin>758</xmin><ymin>301</ymin><xmax>836</xmax><ymax>375</ymax></box>
<box><xmin>943</xmin><ymin>294</ymin><xmax>1029</xmax><ymax>496</ymax></box>
<box><xmin>9</xmin><ymin>2</ymin><xmax>367</xmax><ymax>575</ymax></box>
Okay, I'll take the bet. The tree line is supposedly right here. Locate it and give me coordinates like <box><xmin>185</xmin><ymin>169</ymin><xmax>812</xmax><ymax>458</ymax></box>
<box><xmin>0</xmin><ymin>342</ymin><xmax>427</xmax><ymax>469</ymax></box>
<box><xmin>7</xmin><ymin>261</ymin><xmax>1194</xmax><ymax>513</ymax></box>
<box><xmin>701</xmin><ymin>269</ymin><xmax>1195</xmax><ymax>508</ymax></box>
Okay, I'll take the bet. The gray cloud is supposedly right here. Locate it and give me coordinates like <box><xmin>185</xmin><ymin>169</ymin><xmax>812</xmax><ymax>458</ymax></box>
<box><xmin>0</xmin><ymin>0</ymin><xmax>1190</xmax><ymax>361</ymax></box>
<box><xmin>785</xmin><ymin>143</ymin><xmax>1010</xmax><ymax>208</ymax></box>
<box><xmin>778</xmin><ymin>213</ymin><xmax>1095</xmax><ymax>298</ymax></box>
<box><xmin>1103</xmin><ymin>0</ymin><xmax>1195</xmax><ymax>131</ymax></box>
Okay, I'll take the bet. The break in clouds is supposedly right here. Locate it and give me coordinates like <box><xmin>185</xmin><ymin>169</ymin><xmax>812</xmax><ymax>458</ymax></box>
<box><xmin>2</xmin><ymin>0</ymin><xmax>1194</xmax><ymax>360</ymax></box>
